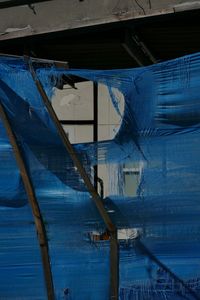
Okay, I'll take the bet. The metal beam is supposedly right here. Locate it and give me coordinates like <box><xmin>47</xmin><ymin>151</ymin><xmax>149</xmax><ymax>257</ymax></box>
<box><xmin>0</xmin><ymin>0</ymin><xmax>51</xmax><ymax>9</ymax></box>
<box><xmin>121</xmin><ymin>30</ymin><xmax>156</xmax><ymax>66</ymax></box>
<box><xmin>0</xmin><ymin>102</ymin><xmax>55</xmax><ymax>300</ymax></box>
<box><xmin>27</xmin><ymin>59</ymin><xmax>119</xmax><ymax>299</ymax></box>
<box><xmin>131</xmin><ymin>32</ymin><xmax>157</xmax><ymax>64</ymax></box>
<box><xmin>60</xmin><ymin>120</ymin><xmax>94</xmax><ymax>125</ymax></box>
<box><xmin>93</xmin><ymin>82</ymin><xmax>98</xmax><ymax>191</ymax></box>
<box><xmin>0</xmin><ymin>53</ymin><xmax>69</xmax><ymax>69</ymax></box>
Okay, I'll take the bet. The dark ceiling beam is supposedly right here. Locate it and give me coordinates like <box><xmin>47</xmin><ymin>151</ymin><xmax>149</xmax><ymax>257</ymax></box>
<box><xmin>0</xmin><ymin>0</ymin><xmax>51</xmax><ymax>9</ymax></box>
<box><xmin>121</xmin><ymin>29</ymin><xmax>156</xmax><ymax>66</ymax></box>
<box><xmin>131</xmin><ymin>32</ymin><xmax>157</xmax><ymax>64</ymax></box>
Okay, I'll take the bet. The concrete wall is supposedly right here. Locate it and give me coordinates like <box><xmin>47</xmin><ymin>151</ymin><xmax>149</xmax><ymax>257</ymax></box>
<box><xmin>0</xmin><ymin>0</ymin><xmax>199</xmax><ymax>41</ymax></box>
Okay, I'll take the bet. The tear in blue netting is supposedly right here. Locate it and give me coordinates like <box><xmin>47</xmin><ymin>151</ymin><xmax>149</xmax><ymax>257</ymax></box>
<box><xmin>0</xmin><ymin>53</ymin><xmax>200</xmax><ymax>299</ymax></box>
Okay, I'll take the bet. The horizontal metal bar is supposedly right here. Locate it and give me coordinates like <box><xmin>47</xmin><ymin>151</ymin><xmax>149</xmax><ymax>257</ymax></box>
<box><xmin>0</xmin><ymin>53</ymin><xmax>69</xmax><ymax>69</ymax></box>
<box><xmin>60</xmin><ymin>120</ymin><xmax>94</xmax><ymax>125</ymax></box>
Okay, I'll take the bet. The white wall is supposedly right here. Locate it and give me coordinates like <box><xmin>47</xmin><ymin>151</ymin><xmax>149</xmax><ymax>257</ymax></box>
<box><xmin>52</xmin><ymin>81</ymin><xmax>139</xmax><ymax>197</ymax></box>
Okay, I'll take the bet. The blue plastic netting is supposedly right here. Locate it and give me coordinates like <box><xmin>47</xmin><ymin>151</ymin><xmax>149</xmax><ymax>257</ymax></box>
<box><xmin>0</xmin><ymin>53</ymin><xmax>200</xmax><ymax>299</ymax></box>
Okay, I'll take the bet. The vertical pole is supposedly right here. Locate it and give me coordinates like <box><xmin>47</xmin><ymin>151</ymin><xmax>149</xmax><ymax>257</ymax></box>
<box><xmin>93</xmin><ymin>82</ymin><xmax>98</xmax><ymax>192</ymax></box>
<box><xmin>110</xmin><ymin>230</ymin><xmax>119</xmax><ymax>300</ymax></box>
<box><xmin>0</xmin><ymin>102</ymin><xmax>54</xmax><ymax>300</ymax></box>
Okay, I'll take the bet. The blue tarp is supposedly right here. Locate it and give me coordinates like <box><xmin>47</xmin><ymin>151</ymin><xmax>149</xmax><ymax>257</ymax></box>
<box><xmin>0</xmin><ymin>53</ymin><xmax>200</xmax><ymax>299</ymax></box>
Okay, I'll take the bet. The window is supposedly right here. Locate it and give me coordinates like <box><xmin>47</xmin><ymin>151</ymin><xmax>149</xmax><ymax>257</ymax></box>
<box><xmin>123</xmin><ymin>163</ymin><xmax>141</xmax><ymax>197</ymax></box>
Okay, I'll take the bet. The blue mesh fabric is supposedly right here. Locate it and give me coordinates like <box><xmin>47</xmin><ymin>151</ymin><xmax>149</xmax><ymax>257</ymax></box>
<box><xmin>0</xmin><ymin>53</ymin><xmax>200</xmax><ymax>299</ymax></box>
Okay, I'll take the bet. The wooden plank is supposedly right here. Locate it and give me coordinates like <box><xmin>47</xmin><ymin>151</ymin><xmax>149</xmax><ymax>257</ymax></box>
<box><xmin>0</xmin><ymin>102</ymin><xmax>55</xmax><ymax>300</ymax></box>
<box><xmin>28</xmin><ymin>60</ymin><xmax>119</xmax><ymax>299</ymax></box>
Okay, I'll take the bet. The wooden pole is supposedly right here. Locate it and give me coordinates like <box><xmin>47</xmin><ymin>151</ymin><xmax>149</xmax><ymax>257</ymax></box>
<box><xmin>28</xmin><ymin>61</ymin><xmax>119</xmax><ymax>299</ymax></box>
<box><xmin>0</xmin><ymin>102</ymin><xmax>55</xmax><ymax>300</ymax></box>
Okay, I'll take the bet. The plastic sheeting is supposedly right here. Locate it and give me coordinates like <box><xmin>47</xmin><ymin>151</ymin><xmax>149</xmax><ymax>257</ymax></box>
<box><xmin>0</xmin><ymin>53</ymin><xmax>200</xmax><ymax>299</ymax></box>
